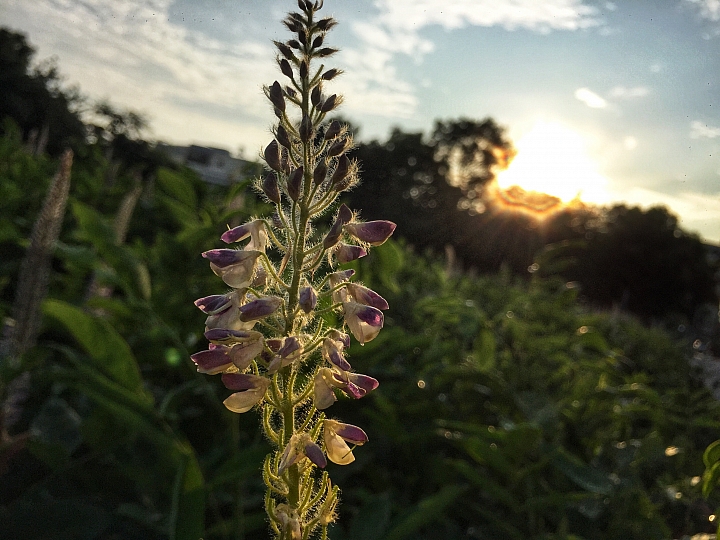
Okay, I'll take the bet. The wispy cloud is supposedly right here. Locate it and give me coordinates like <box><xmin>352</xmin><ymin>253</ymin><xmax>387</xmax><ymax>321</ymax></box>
<box><xmin>609</xmin><ymin>86</ymin><xmax>650</xmax><ymax>98</ymax></box>
<box><xmin>3</xmin><ymin>0</ymin><xmax>278</xmax><ymax>149</ymax></box>
<box><xmin>686</xmin><ymin>0</ymin><xmax>720</xmax><ymax>21</ymax></box>
<box><xmin>690</xmin><ymin>120</ymin><xmax>720</xmax><ymax>138</ymax></box>
<box><xmin>574</xmin><ymin>87</ymin><xmax>608</xmax><ymax>108</ymax></box>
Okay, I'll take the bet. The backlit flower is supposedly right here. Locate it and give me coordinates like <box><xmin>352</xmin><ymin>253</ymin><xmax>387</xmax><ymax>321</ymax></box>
<box><xmin>343</xmin><ymin>301</ymin><xmax>383</xmax><ymax>345</ymax></box>
<box><xmin>323</xmin><ymin>419</ymin><xmax>368</xmax><ymax>465</ymax></box>
<box><xmin>203</xmin><ymin>249</ymin><xmax>261</xmax><ymax>288</ymax></box>
<box><xmin>221</xmin><ymin>373</ymin><xmax>270</xmax><ymax>413</ymax></box>
<box><xmin>221</xmin><ymin>219</ymin><xmax>268</xmax><ymax>251</ymax></box>
<box><xmin>278</xmin><ymin>433</ymin><xmax>327</xmax><ymax>473</ymax></box>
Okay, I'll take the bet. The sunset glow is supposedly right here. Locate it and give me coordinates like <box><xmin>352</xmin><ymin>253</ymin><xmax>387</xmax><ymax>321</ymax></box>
<box><xmin>494</xmin><ymin>121</ymin><xmax>610</xmax><ymax>205</ymax></box>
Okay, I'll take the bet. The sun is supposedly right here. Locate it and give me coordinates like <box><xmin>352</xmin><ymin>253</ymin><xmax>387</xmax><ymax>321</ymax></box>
<box><xmin>493</xmin><ymin>121</ymin><xmax>610</xmax><ymax>208</ymax></box>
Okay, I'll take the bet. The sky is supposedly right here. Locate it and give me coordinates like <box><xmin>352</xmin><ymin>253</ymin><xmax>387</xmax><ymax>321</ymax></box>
<box><xmin>1</xmin><ymin>0</ymin><xmax>720</xmax><ymax>243</ymax></box>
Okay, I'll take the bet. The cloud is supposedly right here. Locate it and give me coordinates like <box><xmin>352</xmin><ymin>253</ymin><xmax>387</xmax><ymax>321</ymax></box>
<box><xmin>623</xmin><ymin>136</ymin><xmax>638</xmax><ymax>150</ymax></box>
<box><xmin>690</xmin><ymin>120</ymin><xmax>720</xmax><ymax>138</ymax></box>
<box><xmin>574</xmin><ymin>87</ymin><xmax>608</xmax><ymax>108</ymax></box>
<box><xmin>3</xmin><ymin>0</ymin><xmax>279</xmax><ymax>150</ymax></box>
<box><xmin>609</xmin><ymin>86</ymin><xmax>650</xmax><ymax>98</ymax></box>
<box><xmin>686</xmin><ymin>0</ymin><xmax>720</xmax><ymax>21</ymax></box>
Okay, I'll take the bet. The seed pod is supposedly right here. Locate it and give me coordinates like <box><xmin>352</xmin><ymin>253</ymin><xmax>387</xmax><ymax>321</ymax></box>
<box><xmin>320</xmin><ymin>94</ymin><xmax>337</xmax><ymax>113</ymax></box>
<box><xmin>327</xmin><ymin>138</ymin><xmax>349</xmax><ymax>157</ymax></box>
<box><xmin>262</xmin><ymin>171</ymin><xmax>281</xmax><ymax>204</ymax></box>
<box><xmin>264</xmin><ymin>140</ymin><xmax>282</xmax><ymax>171</ymax></box>
<box><xmin>276</xmin><ymin>125</ymin><xmax>292</xmax><ymax>149</ymax></box>
<box><xmin>311</xmin><ymin>84</ymin><xmax>322</xmax><ymax>107</ymax></box>
<box><xmin>324</xmin><ymin>120</ymin><xmax>341</xmax><ymax>140</ymax></box>
<box><xmin>280</xmin><ymin>59</ymin><xmax>293</xmax><ymax>79</ymax></box>
<box><xmin>288</xmin><ymin>39</ymin><xmax>302</xmax><ymax>50</ymax></box>
<box><xmin>312</xmin><ymin>35</ymin><xmax>324</xmax><ymax>49</ymax></box>
<box><xmin>321</xmin><ymin>68</ymin><xmax>340</xmax><ymax>81</ymax></box>
<box><xmin>316</xmin><ymin>47</ymin><xmax>338</xmax><ymax>57</ymax></box>
<box><xmin>287</xmin><ymin>166</ymin><xmax>304</xmax><ymax>201</ymax></box>
<box><xmin>299</xmin><ymin>115</ymin><xmax>313</xmax><ymax>142</ymax></box>
<box><xmin>299</xmin><ymin>60</ymin><xmax>308</xmax><ymax>79</ymax></box>
<box><xmin>313</xmin><ymin>160</ymin><xmax>327</xmax><ymax>185</ymax></box>
<box><xmin>330</xmin><ymin>155</ymin><xmax>350</xmax><ymax>186</ymax></box>
<box><xmin>269</xmin><ymin>81</ymin><xmax>285</xmax><ymax>112</ymax></box>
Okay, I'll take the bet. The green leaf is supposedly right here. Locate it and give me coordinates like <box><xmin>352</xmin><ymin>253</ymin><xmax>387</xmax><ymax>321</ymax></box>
<box><xmin>703</xmin><ymin>461</ymin><xmax>720</xmax><ymax>498</ymax></box>
<box><xmin>43</xmin><ymin>299</ymin><xmax>145</xmax><ymax>396</ymax></box>
<box><xmin>157</xmin><ymin>167</ymin><xmax>198</xmax><ymax>209</ymax></box>
<box><xmin>384</xmin><ymin>484</ymin><xmax>466</xmax><ymax>540</ymax></box>
<box><xmin>349</xmin><ymin>492</ymin><xmax>392</xmax><ymax>540</ymax></box>
<box><xmin>470</xmin><ymin>328</ymin><xmax>496</xmax><ymax>372</ymax></box>
<box><xmin>704</xmin><ymin>440</ymin><xmax>720</xmax><ymax>468</ymax></box>
<box><xmin>551</xmin><ymin>449</ymin><xmax>613</xmax><ymax>496</ymax></box>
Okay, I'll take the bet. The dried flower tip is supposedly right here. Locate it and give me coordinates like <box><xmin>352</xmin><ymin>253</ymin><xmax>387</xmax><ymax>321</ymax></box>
<box><xmin>313</xmin><ymin>160</ymin><xmax>327</xmax><ymax>186</ymax></box>
<box><xmin>324</xmin><ymin>120</ymin><xmax>342</xmax><ymax>140</ymax></box>
<box><xmin>275</xmin><ymin>504</ymin><xmax>302</xmax><ymax>540</ymax></box>
<box><xmin>299</xmin><ymin>285</ymin><xmax>317</xmax><ymax>313</ymax></box>
<box><xmin>287</xmin><ymin>167</ymin><xmax>304</xmax><ymax>202</ymax></box>
<box><xmin>280</xmin><ymin>58</ymin><xmax>294</xmax><ymax>79</ymax></box>
<box><xmin>264</xmin><ymin>140</ymin><xmax>282</xmax><ymax>171</ymax></box>
<box><xmin>262</xmin><ymin>171</ymin><xmax>281</xmax><ymax>204</ymax></box>
<box><xmin>344</xmin><ymin>220</ymin><xmax>396</xmax><ymax>246</ymax></box>
<box><xmin>320</xmin><ymin>94</ymin><xmax>338</xmax><ymax>113</ymax></box>
<box><xmin>321</xmin><ymin>68</ymin><xmax>341</xmax><ymax>81</ymax></box>
<box><xmin>299</xmin><ymin>115</ymin><xmax>313</xmax><ymax>142</ymax></box>
<box><xmin>238</xmin><ymin>296</ymin><xmax>282</xmax><ymax>322</ymax></box>
<box><xmin>336</xmin><ymin>243</ymin><xmax>367</xmax><ymax>264</ymax></box>
<box><xmin>268</xmin><ymin>81</ymin><xmax>286</xmax><ymax>112</ymax></box>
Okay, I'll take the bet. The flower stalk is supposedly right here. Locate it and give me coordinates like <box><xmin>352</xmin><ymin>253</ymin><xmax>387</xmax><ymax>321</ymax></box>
<box><xmin>190</xmin><ymin>2</ymin><xmax>395</xmax><ymax>538</ymax></box>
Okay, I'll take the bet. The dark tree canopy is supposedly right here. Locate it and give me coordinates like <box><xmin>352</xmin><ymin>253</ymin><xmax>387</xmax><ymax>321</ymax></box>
<box><xmin>0</xmin><ymin>28</ymin><xmax>86</xmax><ymax>155</ymax></box>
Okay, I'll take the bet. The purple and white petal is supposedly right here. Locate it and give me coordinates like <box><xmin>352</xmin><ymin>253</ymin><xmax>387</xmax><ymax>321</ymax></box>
<box><xmin>239</xmin><ymin>296</ymin><xmax>282</xmax><ymax>322</ymax></box>
<box><xmin>343</xmin><ymin>221</ymin><xmax>396</xmax><ymax>246</ymax></box>
<box><xmin>346</xmin><ymin>283</ymin><xmax>389</xmax><ymax>310</ymax></box>
<box><xmin>190</xmin><ymin>348</ymin><xmax>233</xmax><ymax>375</ymax></box>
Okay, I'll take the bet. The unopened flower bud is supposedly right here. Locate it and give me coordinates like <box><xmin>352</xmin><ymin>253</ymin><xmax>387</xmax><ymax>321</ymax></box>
<box><xmin>276</xmin><ymin>125</ymin><xmax>291</xmax><ymax>149</ymax></box>
<box><xmin>320</xmin><ymin>94</ymin><xmax>338</xmax><ymax>113</ymax></box>
<box><xmin>327</xmin><ymin>138</ymin><xmax>348</xmax><ymax>157</ymax></box>
<box><xmin>269</xmin><ymin>81</ymin><xmax>285</xmax><ymax>111</ymax></box>
<box><xmin>316</xmin><ymin>47</ymin><xmax>339</xmax><ymax>57</ymax></box>
<box><xmin>299</xmin><ymin>59</ymin><xmax>308</xmax><ymax>79</ymax></box>
<box><xmin>274</xmin><ymin>41</ymin><xmax>295</xmax><ymax>61</ymax></box>
<box><xmin>313</xmin><ymin>160</ymin><xmax>327</xmax><ymax>185</ymax></box>
<box><xmin>262</xmin><ymin>172</ymin><xmax>281</xmax><ymax>204</ymax></box>
<box><xmin>346</xmin><ymin>283</ymin><xmax>389</xmax><ymax>310</ymax></box>
<box><xmin>288</xmin><ymin>39</ymin><xmax>301</xmax><ymax>49</ymax></box>
<box><xmin>280</xmin><ymin>58</ymin><xmax>294</xmax><ymax>79</ymax></box>
<box><xmin>285</xmin><ymin>86</ymin><xmax>297</xmax><ymax>99</ymax></box>
<box><xmin>287</xmin><ymin>166</ymin><xmax>304</xmax><ymax>201</ymax></box>
<box><xmin>299</xmin><ymin>115</ymin><xmax>313</xmax><ymax>142</ymax></box>
<box><xmin>324</xmin><ymin>120</ymin><xmax>341</xmax><ymax>140</ymax></box>
<box><xmin>239</xmin><ymin>296</ymin><xmax>282</xmax><ymax>322</ymax></box>
<box><xmin>316</xmin><ymin>17</ymin><xmax>337</xmax><ymax>31</ymax></box>
<box><xmin>312</xmin><ymin>35</ymin><xmax>324</xmax><ymax>48</ymax></box>
<box><xmin>264</xmin><ymin>140</ymin><xmax>282</xmax><ymax>171</ymax></box>
<box><xmin>299</xmin><ymin>286</ymin><xmax>317</xmax><ymax>313</ymax></box>
<box><xmin>330</xmin><ymin>155</ymin><xmax>350</xmax><ymax>186</ymax></box>
<box><xmin>311</xmin><ymin>84</ymin><xmax>322</xmax><ymax>107</ymax></box>
<box><xmin>323</xmin><ymin>204</ymin><xmax>352</xmax><ymax>248</ymax></box>
<box><xmin>298</xmin><ymin>29</ymin><xmax>307</xmax><ymax>45</ymax></box>
<box><xmin>321</xmin><ymin>68</ymin><xmax>341</xmax><ymax>81</ymax></box>
<box><xmin>344</xmin><ymin>220</ymin><xmax>396</xmax><ymax>246</ymax></box>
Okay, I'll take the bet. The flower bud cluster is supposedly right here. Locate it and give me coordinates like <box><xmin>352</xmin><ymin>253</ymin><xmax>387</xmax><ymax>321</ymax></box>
<box><xmin>190</xmin><ymin>2</ymin><xmax>395</xmax><ymax>538</ymax></box>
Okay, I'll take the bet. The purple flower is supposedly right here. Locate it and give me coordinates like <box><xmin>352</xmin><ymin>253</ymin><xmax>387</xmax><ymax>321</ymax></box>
<box><xmin>323</xmin><ymin>419</ymin><xmax>368</xmax><ymax>465</ymax></box>
<box><xmin>346</xmin><ymin>283</ymin><xmax>388</xmax><ymax>310</ymax></box>
<box><xmin>328</xmin><ymin>269</ymin><xmax>354</xmax><ymax>303</ymax></box>
<box><xmin>344</xmin><ymin>220</ymin><xmax>396</xmax><ymax>246</ymax></box>
<box><xmin>335</xmin><ymin>243</ymin><xmax>367</xmax><ymax>264</ymax></box>
<box><xmin>202</xmin><ymin>249</ymin><xmax>261</xmax><ymax>289</ymax></box>
<box><xmin>220</xmin><ymin>219</ymin><xmax>267</xmax><ymax>251</ymax></box>
<box><xmin>238</xmin><ymin>296</ymin><xmax>282</xmax><ymax>322</ymax></box>
<box><xmin>221</xmin><ymin>373</ymin><xmax>270</xmax><ymax>413</ymax></box>
<box><xmin>278</xmin><ymin>433</ymin><xmax>327</xmax><ymax>474</ymax></box>
<box><xmin>267</xmin><ymin>336</ymin><xmax>304</xmax><ymax>373</ymax></box>
<box><xmin>299</xmin><ymin>285</ymin><xmax>317</xmax><ymax>313</ymax></box>
<box><xmin>322</xmin><ymin>337</ymin><xmax>351</xmax><ymax>371</ymax></box>
<box><xmin>313</xmin><ymin>366</ymin><xmax>378</xmax><ymax>409</ymax></box>
<box><xmin>190</xmin><ymin>348</ymin><xmax>234</xmax><ymax>375</ymax></box>
<box><xmin>343</xmin><ymin>301</ymin><xmax>384</xmax><ymax>345</ymax></box>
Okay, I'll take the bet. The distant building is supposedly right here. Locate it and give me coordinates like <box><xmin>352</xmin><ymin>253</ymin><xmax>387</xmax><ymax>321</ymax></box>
<box><xmin>157</xmin><ymin>143</ymin><xmax>257</xmax><ymax>186</ymax></box>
